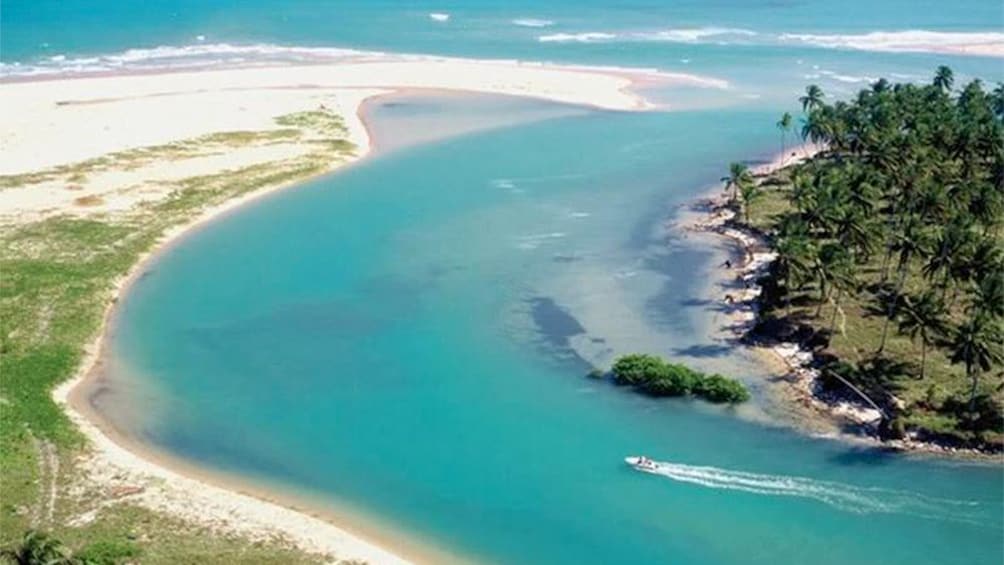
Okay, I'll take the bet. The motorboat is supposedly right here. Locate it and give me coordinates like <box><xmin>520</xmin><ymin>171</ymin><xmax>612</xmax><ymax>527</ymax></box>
<box><xmin>625</xmin><ymin>455</ymin><xmax>658</xmax><ymax>471</ymax></box>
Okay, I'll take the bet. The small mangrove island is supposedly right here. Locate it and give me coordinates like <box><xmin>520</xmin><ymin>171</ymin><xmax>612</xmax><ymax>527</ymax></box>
<box><xmin>604</xmin><ymin>354</ymin><xmax>751</xmax><ymax>404</ymax></box>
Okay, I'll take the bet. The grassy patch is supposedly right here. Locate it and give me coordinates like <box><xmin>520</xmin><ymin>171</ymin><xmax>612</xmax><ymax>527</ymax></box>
<box><xmin>0</xmin><ymin>108</ymin><xmax>358</xmax><ymax>556</ymax></box>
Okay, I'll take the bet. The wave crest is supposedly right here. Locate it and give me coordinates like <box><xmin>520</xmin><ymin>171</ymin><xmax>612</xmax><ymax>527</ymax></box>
<box><xmin>512</xmin><ymin>18</ymin><xmax>554</xmax><ymax>28</ymax></box>
<box><xmin>538</xmin><ymin>27</ymin><xmax>1003</xmax><ymax>57</ymax></box>
<box><xmin>0</xmin><ymin>42</ymin><xmax>383</xmax><ymax>78</ymax></box>
<box><xmin>539</xmin><ymin>27</ymin><xmax>756</xmax><ymax>44</ymax></box>
<box><xmin>779</xmin><ymin>30</ymin><xmax>1004</xmax><ymax>57</ymax></box>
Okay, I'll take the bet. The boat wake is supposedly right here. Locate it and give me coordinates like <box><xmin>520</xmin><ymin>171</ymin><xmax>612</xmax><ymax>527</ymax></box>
<box><xmin>632</xmin><ymin>458</ymin><xmax>991</xmax><ymax>525</ymax></box>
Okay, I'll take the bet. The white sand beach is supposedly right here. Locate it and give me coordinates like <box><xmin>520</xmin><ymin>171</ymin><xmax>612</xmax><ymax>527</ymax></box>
<box><xmin>0</xmin><ymin>54</ymin><xmax>718</xmax><ymax>563</ymax></box>
<box><xmin>0</xmin><ymin>56</ymin><xmax>727</xmax><ymax>224</ymax></box>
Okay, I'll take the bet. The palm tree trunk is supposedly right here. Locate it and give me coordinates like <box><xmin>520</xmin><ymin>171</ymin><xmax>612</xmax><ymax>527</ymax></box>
<box><xmin>879</xmin><ymin>244</ymin><xmax>895</xmax><ymax>284</ymax></box>
<box><xmin>878</xmin><ymin>258</ymin><xmax>910</xmax><ymax>354</ymax></box>
<box><xmin>967</xmin><ymin>360</ymin><xmax>978</xmax><ymax>419</ymax></box>
<box><xmin>815</xmin><ymin>283</ymin><xmax>827</xmax><ymax>318</ymax></box>
<box><xmin>784</xmin><ymin>273</ymin><xmax>793</xmax><ymax>317</ymax></box>
<box><xmin>919</xmin><ymin>337</ymin><xmax>927</xmax><ymax>380</ymax></box>
<box><xmin>828</xmin><ymin>289</ymin><xmax>844</xmax><ymax>334</ymax></box>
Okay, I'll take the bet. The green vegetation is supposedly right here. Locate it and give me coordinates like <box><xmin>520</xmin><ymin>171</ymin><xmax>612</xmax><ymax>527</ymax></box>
<box><xmin>609</xmin><ymin>354</ymin><xmax>751</xmax><ymax>404</ymax></box>
<box><xmin>737</xmin><ymin>67</ymin><xmax>1003</xmax><ymax>448</ymax></box>
<box><xmin>0</xmin><ymin>113</ymin><xmax>348</xmax><ymax>190</ymax></box>
<box><xmin>0</xmin><ymin>110</ymin><xmax>355</xmax><ymax>561</ymax></box>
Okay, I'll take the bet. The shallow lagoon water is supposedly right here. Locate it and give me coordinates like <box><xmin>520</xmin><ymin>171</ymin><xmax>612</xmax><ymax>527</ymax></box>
<box><xmin>100</xmin><ymin>100</ymin><xmax>1004</xmax><ymax>564</ymax></box>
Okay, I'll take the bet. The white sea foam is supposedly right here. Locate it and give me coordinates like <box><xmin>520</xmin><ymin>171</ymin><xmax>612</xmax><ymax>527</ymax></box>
<box><xmin>512</xmin><ymin>18</ymin><xmax>554</xmax><ymax>28</ymax></box>
<box><xmin>516</xmin><ymin>232</ymin><xmax>566</xmax><ymax>250</ymax></box>
<box><xmin>0</xmin><ymin>40</ymin><xmax>691</xmax><ymax>84</ymax></box>
<box><xmin>0</xmin><ymin>42</ymin><xmax>386</xmax><ymax>78</ymax></box>
<box><xmin>429</xmin><ymin>12</ymin><xmax>451</xmax><ymax>22</ymax></box>
<box><xmin>539</xmin><ymin>27</ymin><xmax>755</xmax><ymax>44</ymax></box>
<box><xmin>635</xmin><ymin>459</ymin><xmax>987</xmax><ymax>523</ymax></box>
<box><xmin>639</xmin><ymin>27</ymin><xmax>757</xmax><ymax>43</ymax></box>
<box><xmin>779</xmin><ymin>30</ymin><xmax>1004</xmax><ymax>56</ymax></box>
<box><xmin>539</xmin><ymin>32</ymin><xmax>617</xmax><ymax>43</ymax></box>
<box><xmin>819</xmin><ymin>69</ymin><xmax>876</xmax><ymax>83</ymax></box>
<box><xmin>538</xmin><ymin>27</ymin><xmax>1003</xmax><ymax>57</ymax></box>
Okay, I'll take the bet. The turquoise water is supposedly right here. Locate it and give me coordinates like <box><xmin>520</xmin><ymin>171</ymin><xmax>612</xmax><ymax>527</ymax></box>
<box><xmin>5</xmin><ymin>2</ymin><xmax>1003</xmax><ymax>563</ymax></box>
<box><xmin>101</xmin><ymin>105</ymin><xmax>1002</xmax><ymax>564</ymax></box>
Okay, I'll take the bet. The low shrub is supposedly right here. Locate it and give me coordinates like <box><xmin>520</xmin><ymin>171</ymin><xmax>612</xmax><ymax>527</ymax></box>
<box><xmin>610</xmin><ymin>354</ymin><xmax>749</xmax><ymax>404</ymax></box>
<box><xmin>693</xmin><ymin>374</ymin><xmax>751</xmax><ymax>403</ymax></box>
<box><xmin>611</xmin><ymin>354</ymin><xmax>666</xmax><ymax>386</ymax></box>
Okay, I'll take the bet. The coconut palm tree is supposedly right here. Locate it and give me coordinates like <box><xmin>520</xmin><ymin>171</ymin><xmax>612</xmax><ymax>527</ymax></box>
<box><xmin>950</xmin><ymin>313</ymin><xmax>1004</xmax><ymax>417</ymax></box>
<box><xmin>877</xmin><ymin>217</ymin><xmax>931</xmax><ymax>354</ymax></box>
<box><xmin>933</xmin><ymin>66</ymin><xmax>954</xmax><ymax>94</ymax></box>
<box><xmin>897</xmin><ymin>292</ymin><xmax>949</xmax><ymax>379</ymax></box>
<box><xmin>721</xmin><ymin>162</ymin><xmax>752</xmax><ymax>206</ymax></box>
<box><xmin>776</xmin><ymin>112</ymin><xmax>793</xmax><ymax>163</ymax></box>
<box><xmin>811</xmin><ymin>242</ymin><xmax>852</xmax><ymax>318</ymax></box>
<box><xmin>972</xmin><ymin>271</ymin><xmax>1004</xmax><ymax>319</ymax></box>
<box><xmin>738</xmin><ymin>181</ymin><xmax>761</xmax><ymax>223</ymax></box>
<box><xmin>991</xmin><ymin>83</ymin><xmax>1004</xmax><ymax>118</ymax></box>
<box><xmin>773</xmin><ymin>222</ymin><xmax>813</xmax><ymax>316</ymax></box>
<box><xmin>825</xmin><ymin>251</ymin><xmax>858</xmax><ymax>334</ymax></box>
<box><xmin>799</xmin><ymin>84</ymin><xmax>825</xmax><ymax>112</ymax></box>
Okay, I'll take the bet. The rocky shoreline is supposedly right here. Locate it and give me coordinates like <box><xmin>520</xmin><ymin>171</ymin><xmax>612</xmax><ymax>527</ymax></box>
<box><xmin>683</xmin><ymin>148</ymin><xmax>1001</xmax><ymax>461</ymax></box>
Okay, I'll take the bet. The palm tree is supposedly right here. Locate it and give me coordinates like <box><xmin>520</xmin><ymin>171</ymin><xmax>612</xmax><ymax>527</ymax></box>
<box><xmin>991</xmin><ymin>83</ymin><xmax>1004</xmax><ymax>118</ymax></box>
<box><xmin>877</xmin><ymin>216</ymin><xmax>931</xmax><ymax>354</ymax></box>
<box><xmin>933</xmin><ymin>65</ymin><xmax>954</xmax><ymax>94</ymax></box>
<box><xmin>923</xmin><ymin>217</ymin><xmax>971</xmax><ymax>295</ymax></box>
<box><xmin>812</xmin><ymin>242</ymin><xmax>851</xmax><ymax>318</ymax></box>
<box><xmin>776</xmin><ymin>112</ymin><xmax>793</xmax><ymax>164</ymax></box>
<box><xmin>773</xmin><ymin>224</ymin><xmax>813</xmax><ymax>316</ymax></box>
<box><xmin>738</xmin><ymin>181</ymin><xmax>761</xmax><ymax>223</ymax></box>
<box><xmin>0</xmin><ymin>530</ymin><xmax>80</xmax><ymax>565</ymax></box>
<box><xmin>799</xmin><ymin>84</ymin><xmax>825</xmax><ymax>112</ymax></box>
<box><xmin>950</xmin><ymin>313</ymin><xmax>1004</xmax><ymax>417</ymax></box>
<box><xmin>721</xmin><ymin>162</ymin><xmax>752</xmax><ymax>206</ymax></box>
<box><xmin>897</xmin><ymin>292</ymin><xmax>949</xmax><ymax>379</ymax></box>
<box><xmin>972</xmin><ymin>271</ymin><xmax>1004</xmax><ymax>319</ymax></box>
<box><xmin>800</xmin><ymin>109</ymin><xmax>830</xmax><ymax>145</ymax></box>
<box><xmin>826</xmin><ymin>252</ymin><xmax>858</xmax><ymax>334</ymax></box>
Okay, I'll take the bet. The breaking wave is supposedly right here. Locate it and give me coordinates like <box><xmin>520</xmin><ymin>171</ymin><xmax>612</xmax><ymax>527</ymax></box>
<box><xmin>512</xmin><ymin>18</ymin><xmax>555</xmax><ymax>28</ymax></box>
<box><xmin>539</xmin><ymin>32</ymin><xmax>617</xmax><ymax>43</ymax></box>
<box><xmin>779</xmin><ymin>30</ymin><xmax>1004</xmax><ymax>56</ymax></box>
<box><xmin>539</xmin><ymin>27</ymin><xmax>755</xmax><ymax>44</ymax></box>
<box><xmin>636</xmin><ymin>459</ymin><xmax>989</xmax><ymax>524</ymax></box>
<box><xmin>538</xmin><ymin>27</ymin><xmax>1003</xmax><ymax>57</ymax></box>
<box><xmin>0</xmin><ymin>42</ymin><xmax>384</xmax><ymax>78</ymax></box>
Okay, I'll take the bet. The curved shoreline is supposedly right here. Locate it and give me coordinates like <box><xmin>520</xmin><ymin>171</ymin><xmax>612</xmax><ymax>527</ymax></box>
<box><xmin>51</xmin><ymin>90</ymin><xmax>425</xmax><ymax>564</ymax></box>
<box><xmin>38</xmin><ymin>60</ymin><xmax>669</xmax><ymax>563</ymax></box>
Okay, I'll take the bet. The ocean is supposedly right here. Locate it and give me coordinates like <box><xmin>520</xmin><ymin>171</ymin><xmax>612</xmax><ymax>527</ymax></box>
<box><xmin>5</xmin><ymin>1</ymin><xmax>1002</xmax><ymax>563</ymax></box>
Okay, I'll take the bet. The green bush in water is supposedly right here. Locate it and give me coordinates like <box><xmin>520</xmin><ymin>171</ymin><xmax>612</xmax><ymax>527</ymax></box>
<box><xmin>611</xmin><ymin>354</ymin><xmax>666</xmax><ymax>386</ymax></box>
<box><xmin>610</xmin><ymin>354</ymin><xmax>750</xmax><ymax>404</ymax></box>
<box><xmin>642</xmin><ymin>363</ymin><xmax>701</xmax><ymax>397</ymax></box>
<box><xmin>692</xmin><ymin>373</ymin><xmax>751</xmax><ymax>403</ymax></box>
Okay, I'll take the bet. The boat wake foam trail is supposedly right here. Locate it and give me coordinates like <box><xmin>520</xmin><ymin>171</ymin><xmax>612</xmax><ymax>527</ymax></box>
<box><xmin>637</xmin><ymin>459</ymin><xmax>990</xmax><ymax>525</ymax></box>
